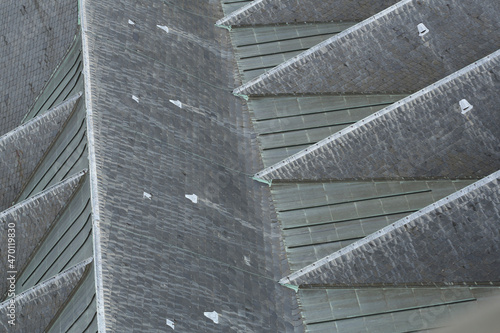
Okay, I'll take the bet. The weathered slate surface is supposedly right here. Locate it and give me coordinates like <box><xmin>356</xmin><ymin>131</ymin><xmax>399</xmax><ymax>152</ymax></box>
<box><xmin>0</xmin><ymin>0</ymin><xmax>78</xmax><ymax>135</ymax></box>
<box><xmin>81</xmin><ymin>0</ymin><xmax>300</xmax><ymax>331</ymax></box>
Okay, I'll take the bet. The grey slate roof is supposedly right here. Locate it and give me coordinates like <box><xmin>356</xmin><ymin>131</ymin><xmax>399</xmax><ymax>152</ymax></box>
<box><xmin>256</xmin><ymin>51</ymin><xmax>500</xmax><ymax>181</ymax></box>
<box><xmin>217</xmin><ymin>0</ymin><xmax>400</xmax><ymax>27</ymax></box>
<box><xmin>0</xmin><ymin>258</ymin><xmax>92</xmax><ymax>333</ymax></box>
<box><xmin>283</xmin><ymin>171</ymin><xmax>500</xmax><ymax>287</ymax></box>
<box><xmin>219</xmin><ymin>1</ymin><xmax>500</xmax><ymax>332</ymax></box>
<box><xmin>0</xmin><ymin>171</ymin><xmax>86</xmax><ymax>299</ymax></box>
<box><xmin>81</xmin><ymin>0</ymin><xmax>300</xmax><ymax>331</ymax></box>
<box><xmin>234</xmin><ymin>0</ymin><xmax>500</xmax><ymax>96</ymax></box>
<box><xmin>0</xmin><ymin>0</ymin><xmax>78</xmax><ymax>136</ymax></box>
<box><xmin>0</xmin><ymin>94</ymin><xmax>81</xmax><ymax>211</ymax></box>
<box><xmin>1</xmin><ymin>0</ymin><xmax>499</xmax><ymax>331</ymax></box>
<box><xmin>23</xmin><ymin>31</ymin><xmax>84</xmax><ymax>123</ymax></box>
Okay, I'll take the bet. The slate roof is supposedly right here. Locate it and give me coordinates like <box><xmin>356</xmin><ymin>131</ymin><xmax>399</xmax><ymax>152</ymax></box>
<box><xmin>0</xmin><ymin>0</ymin><xmax>499</xmax><ymax>332</ymax></box>
<box><xmin>0</xmin><ymin>0</ymin><xmax>78</xmax><ymax>136</ymax></box>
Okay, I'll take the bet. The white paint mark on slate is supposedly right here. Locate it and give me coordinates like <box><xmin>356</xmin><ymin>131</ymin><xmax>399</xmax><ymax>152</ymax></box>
<box><xmin>157</xmin><ymin>25</ymin><xmax>169</xmax><ymax>33</ymax></box>
<box><xmin>128</xmin><ymin>19</ymin><xmax>135</xmax><ymax>25</ymax></box>
<box><xmin>169</xmin><ymin>100</ymin><xmax>183</xmax><ymax>108</ymax></box>
<box><xmin>143</xmin><ymin>192</ymin><xmax>152</xmax><ymax>200</ymax></box>
<box><xmin>166</xmin><ymin>319</ymin><xmax>175</xmax><ymax>329</ymax></box>
<box><xmin>132</xmin><ymin>95</ymin><xmax>140</xmax><ymax>103</ymax></box>
<box><xmin>204</xmin><ymin>311</ymin><xmax>219</xmax><ymax>324</ymax></box>
<box><xmin>185</xmin><ymin>194</ymin><xmax>198</xmax><ymax>203</ymax></box>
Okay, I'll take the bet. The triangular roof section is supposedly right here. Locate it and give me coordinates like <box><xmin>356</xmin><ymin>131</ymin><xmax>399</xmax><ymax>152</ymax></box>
<box><xmin>255</xmin><ymin>51</ymin><xmax>500</xmax><ymax>181</ymax></box>
<box><xmin>0</xmin><ymin>258</ymin><xmax>92</xmax><ymax>333</ymax></box>
<box><xmin>0</xmin><ymin>170</ymin><xmax>87</xmax><ymax>298</ymax></box>
<box><xmin>234</xmin><ymin>0</ymin><xmax>500</xmax><ymax>96</ymax></box>
<box><xmin>217</xmin><ymin>0</ymin><xmax>399</xmax><ymax>27</ymax></box>
<box><xmin>280</xmin><ymin>171</ymin><xmax>500</xmax><ymax>287</ymax></box>
<box><xmin>0</xmin><ymin>93</ymin><xmax>81</xmax><ymax>211</ymax></box>
<box><xmin>0</xmin><ymin>0</ymin><xmax>78</xmax><ymax>136</ymax></box>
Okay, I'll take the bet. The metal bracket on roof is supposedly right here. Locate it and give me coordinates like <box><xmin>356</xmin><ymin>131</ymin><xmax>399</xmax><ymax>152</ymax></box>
<box><xmin>252</xmin><ymin>176</ymin><xmax>272</xmax><ymax>187</ymax></box>
<box><xmin>280</xmin><ymin>283</ymin><xmax>299</xmax><ymax>293</ymax></box>
<box><xmin>233</xmin><ymin>93</ymin><xmax>249</xmax><ymax>101</ymax></box>
<box><xmin>215</xmin><ymin>23</ymin><xmax>232</xmax><ymax>31</ymax></box>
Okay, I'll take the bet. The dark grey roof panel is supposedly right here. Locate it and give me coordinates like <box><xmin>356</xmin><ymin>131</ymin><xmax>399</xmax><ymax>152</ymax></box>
<box><xmin>256</xmin><ymin>51</ymin><xmax>500</xmax><ymax>181</ymax></box>
<box><xmin>0</xmin><ymin>0</ymin><xmax>78</xmax><ymax>136</ymax></box>
<box><xmin>0</xmin><ymin>171</ymin><xmax>86</xmax><ymax>299</ymax></box>
<box><xmin>298</xmin><ymin>286</ymin><xmax>500</xmax><ymax>333</ymax></box>
<box><xmin>0</xmin><ymin>258</ymin><xmax>92</xmax><ymax>333</ymax></box>
<box><xmin>234</xmin><ymin>0</ymin><xmax>500</xmax><ymax>96</ymax></box>
<box><xmin>282</xmin><ymin>171</ymin><xmax>500</xmax><ymax>287</ymax></box>
<box><xmin>0</xmin><ymin>94</ymin><xmax>81</xmax><ymax>211</ymax></box>
<box><xmin>217</xmin><ymin>0</ymin><xmax>400</xmax><ymax>27</ymax></box>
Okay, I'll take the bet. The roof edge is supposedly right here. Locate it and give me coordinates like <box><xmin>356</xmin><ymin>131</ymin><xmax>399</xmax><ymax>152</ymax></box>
<box><xmin>0</xmin><ymin>93</ymin><xmax>82</xmax><ymax>144</ymax></box>
<box><xmin>216</xmin><ymin>0</ymin><xmax>265</xmax><ymax>27</ymax></box>
<box><xmin>79</xmin><ymin>2</ymin><xmax>106</xmax><ymax>332</ymax></box>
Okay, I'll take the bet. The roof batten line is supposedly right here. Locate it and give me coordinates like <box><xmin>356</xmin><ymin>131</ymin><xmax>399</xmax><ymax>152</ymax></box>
<box><xmin>286</xmin><ymin>236</ymin><xmax>364</xmax><ymax>249</ymax></box>
<box><xmin>254</xmin><ymin>100</ymin><xmax>398</xmax><ymax>122</ymax></box>
<box><xmin>258</xmin><ymin>121</ymin><xmax>357</xmax><ymax>136</ymax></box>
<box><xmin>282</xmin><ymin>209</ymin><xmax>418</xmax><ymax>230</ymax></box>
<box><xmin>236</xmin><ymin>31</ymin><xmax>339</xmax><ymax>48</ymax></box>
<box><xmin>278</xmin><ymin>188</ymin><xmax>431</xmax><ymax>212</ymax></box>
